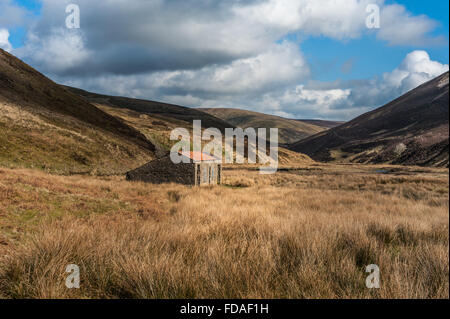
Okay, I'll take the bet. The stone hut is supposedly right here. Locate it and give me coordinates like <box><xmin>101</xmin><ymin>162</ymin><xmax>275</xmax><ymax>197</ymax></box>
<box><xmin>126</xmin><ymin>152</ymin><xmax>222</xmax><ymax>186</ymax></box>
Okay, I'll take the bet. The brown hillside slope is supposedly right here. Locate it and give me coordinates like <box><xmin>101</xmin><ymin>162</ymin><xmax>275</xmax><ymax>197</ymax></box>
<box><xmin>290</xmin><ymin>72</ymin><xmax>449</xmax><ymax>167</ymax></box>
<box><xmin>93</xmin><ymin>103</ymin><xmax>314</xmax><ymax>165</ymax></box>
<box><xmin>67</xmin><ymin>87</ymin><xmax>233</xmax><ymax>133</ymax></box>
<box><xmin>296</xmin><ymin>119</ymin><xmax>345</xmax><ymax>129</ymax></box>
<box><xmin>0</xmin><ymin>49</ymin><xmax>155</xmax><ymax>174</ymax></box>
<box><xmin>197</xmin><ymin>108</ymin><xmax>326</xmax><ymax>144</ymax></box>
<box><xmin>65</xmin><ymin>90</ymin><xmax>313</xmax><ymax>164</ymax></box>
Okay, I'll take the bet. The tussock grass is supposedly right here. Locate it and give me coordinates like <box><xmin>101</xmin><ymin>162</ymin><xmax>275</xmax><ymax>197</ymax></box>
<box><xmin>0</xmin><ymin>165</ymin><xmax>448</xmax><ymax>298</ymax></box>
<box><xmin>0</xmin><ymin>102</ymin><xmax>153</xmax><ymax>175</ymax></box>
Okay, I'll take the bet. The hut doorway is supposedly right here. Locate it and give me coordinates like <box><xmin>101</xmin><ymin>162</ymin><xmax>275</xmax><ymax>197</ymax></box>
<box><xmin>196</xmin><ymin>164</ymin><xmax>201</xmax><ymax>185</ymax></box>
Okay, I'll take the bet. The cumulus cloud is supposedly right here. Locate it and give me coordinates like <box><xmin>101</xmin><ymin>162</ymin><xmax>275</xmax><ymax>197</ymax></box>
<box><xmin>13</xmin><ymin>0</ymin><xmax>446</xmax><ymax>77</ymax></box>
<box><xmin>295</xmin><ymin>50</ymin><xmax>449</xmax><ymax>119</ymax></box>
<box><xmin>15</xmin><ymin>28</ymin><xmax>90</xmax><ymax>74</ymax></box>
<box><xmin>343</xmin><ymin>50</ymin><xmax>449</xmax><ymax>111</ymax></box>
<box><xmin>60</xmin><ymin>50</ymin><xmax>448</xmax><ymax>121</ymax></box>
<box><xmin>384</xmin><ymin>50</ymin><xmax>449</xmax><ymax>91</ymax></box>
<box><xmin>0</xmin><ymin>29</ymin><xmax>12</xmax><ymax>52</ymax></box>
<box><xmin>60</xmin><ymin>41</ymin><xmax>310</xmax><ymax>104</ymax></box>
<box><xmin>236</xmin><ymin>0</ymin><xmax>376</xmax><ymax>40</ymax></box>
<box><xmin>3</xmin><ymin>1</ymin><xmax>448</xmax><ymax>121</ymax></box>
<box><xmin>156</xmin><ymin>41</ymin><xmax>309</xmax><ymax>95</ymax></box>
<box><xmin>378</xmin><ymin>4</ymin><xmax>446</xmax><ymax>46</ymax></box>
<box><xmin>19</xmin><ymin>0</ymin><xmax>283</xmax><ymax>75</ymax></box>
<box><xmin>262</xmin><ymin>86</ymin><xmax>355</xmax><ymax>119</ymax></box>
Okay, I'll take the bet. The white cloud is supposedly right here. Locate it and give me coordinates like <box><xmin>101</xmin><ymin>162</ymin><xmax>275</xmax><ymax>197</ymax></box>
<box><xmin>296</xmin><ymin>50</ymin><xmax>449</xmax><ymax>119</ymax></box>
<box><xmin>0</xmin><ymin>29</ymin><xmax>12</xmax><ymax>52</ymax></box>
<box><xmin>14</xmin><ymin>0</ymin><xmax>446</xmax><ymax>77</ymax></box>
<box><xmin>383</xmin><ymin>50</ymin><xmax>449</xmax><ymax>92</ymax></box>
<box><xmin>60</xmin><ymin>41</ymin><xmax>310</xmax><ymax>105</ymax></box>
<box><xmin>17</xmin><ymin>28</ymin><xmax>90</xmax><ymax>74</ymax></box>
<box><xmin>378</xmin><ymin>4</ymin><xmax>446</xmax><ymax>46</ymax></box>
<box><xmin>236</xmin><ymin>0</ymin><xmax>377</xmax><ymax>40</ymax></box>
<box><xmin>61</xmin><ymin>50</ymin><xmax>447</xmax><ymax>121</ymax></box>
<box><xmin>266</xmin><ymin>85</ymin><xmax>357</xmax><ymax>119</ymax></box>
<box><xmin>4</xmin><ymin>1</ymin><xmax>448</xmax><ymax>121</ymax></box>
<box><xmin>159</xmin><ymin>41</ymin><xmax>309</xmax><ymax>94</ymax></box>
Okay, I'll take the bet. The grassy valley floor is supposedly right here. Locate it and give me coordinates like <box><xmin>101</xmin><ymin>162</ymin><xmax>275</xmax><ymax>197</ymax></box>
<box><xmin>0</xmin><ymin>163</ymin><xmax>448</xmax><ymax>298</ymax></box>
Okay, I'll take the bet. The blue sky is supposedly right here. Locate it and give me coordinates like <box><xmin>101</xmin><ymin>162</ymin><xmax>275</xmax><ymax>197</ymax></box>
<box><xmin>1</xmin><ymin>0</ymin><xmax>449</xmax><ymax>120</ymax></box>
<box><xmin>299</xmin><ymin>0</ymin><xmax>449</xmax><ymax>82</ymax></box>
<box><xmin>8</xmin><ymin>0</ymin><xmax>41</xmax><ymax>47</ymax></box>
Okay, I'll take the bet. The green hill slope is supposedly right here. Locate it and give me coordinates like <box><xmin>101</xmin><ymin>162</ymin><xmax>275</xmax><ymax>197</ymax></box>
<box><xmin>0</xmin><ymin>49</ymin><xmax>155</xmax><ymax>175</ymax></box>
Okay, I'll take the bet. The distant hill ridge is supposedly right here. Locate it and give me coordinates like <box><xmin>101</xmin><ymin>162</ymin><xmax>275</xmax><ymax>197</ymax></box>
<box><xmin>295</xmin><ymin>119</ymin><xmax>345</xmax><ymax>129</ymax></box>
<box><xmin>66</xmin><ymin>87</ymin><xmax>233</xmax><ymax>133</ymax></box>
<box><xmin>197</xmin><ymin>107</ymin><xmax>330</xmax><ymax>144</ymax></box>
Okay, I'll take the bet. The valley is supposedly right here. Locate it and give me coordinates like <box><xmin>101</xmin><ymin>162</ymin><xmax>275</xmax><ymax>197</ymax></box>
<box><xmin>0</xmin><ymin>49</ymin><xmax>448</xmax><ymax>299</ymax></box>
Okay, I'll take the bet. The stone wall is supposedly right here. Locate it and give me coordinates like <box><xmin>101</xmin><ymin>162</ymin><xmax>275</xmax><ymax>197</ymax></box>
<box><xmin>126</xmin><ymin>155</ymin><xmax>222</xmax><ymax>186</ymax></box>
<box><xmin>126</xmin><ymin>156</ymin><xmax>196</xmax><ymax>185</ymax></box>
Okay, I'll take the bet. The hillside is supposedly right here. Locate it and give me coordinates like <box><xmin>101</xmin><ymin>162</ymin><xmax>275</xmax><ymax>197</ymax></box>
<box><xmin>86</xmin><ymin>103</ymin><xmax>313</xmax><ymax>164</ymax></box>
<box><xmin>66</xmin><ymin>87</ymin><xmax>238</xmax><ymax>157</ymax></box>
<box><xmin>67</xmin><ymin>87</ymin><xmax>233</xmax><ymax>133</ymax></box>
<box><xmin>197</xmin><ymin>108</ymin><xmax>327</xmax><ymax>144</ymax></box>
<box><xmin>290</xmin><ymin>72</ymin><xmax>449</xmax><ymax>167</ymax></box>
<box><xmin>296</xmin><ymin>119</ymin><xmax>345</xmax><ymax>129</ymax></box>
<box><xmin>67</xmin><ymin>88</ymin><xmax>313</xmax><ymax>163</ymax></box>
<box><xmin>0</xmin><ymin>49</ymin><xmax>155</xmax><ymax>174</ymax></box>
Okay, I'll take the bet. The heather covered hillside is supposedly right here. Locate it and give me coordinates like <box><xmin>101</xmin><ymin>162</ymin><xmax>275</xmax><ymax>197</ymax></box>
<box><xmin>290</xmin><ymin>72</ymin><xmax>449</xmax><ymax>168</ymax></box>
<box><xmin>0</xmin><ymin>49</ymin><xmax>155</xmax><ymax>175</ymax></box>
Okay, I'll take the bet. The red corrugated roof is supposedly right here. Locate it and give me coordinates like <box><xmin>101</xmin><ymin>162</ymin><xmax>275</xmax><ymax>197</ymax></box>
<box><xmin>179</xmin><ymin>151</ymin><xmax>219</xmax><ymax>161</ymax></box>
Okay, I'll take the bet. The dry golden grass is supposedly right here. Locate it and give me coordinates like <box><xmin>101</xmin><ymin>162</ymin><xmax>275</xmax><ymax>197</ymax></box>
<box><xmin>0</xmin><ymin>102</ymin><xmax>154</xmax><ymax>175</ymax></box>
<box><xmin>0</xmin><ymin>164</ymin><xmax>448</xmax><ymax>299</ymax></box>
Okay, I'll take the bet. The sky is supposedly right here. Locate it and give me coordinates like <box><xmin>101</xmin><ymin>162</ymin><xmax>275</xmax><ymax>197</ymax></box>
<box><xmin>0</xmin><ymin>0</ymin><xmax>449</xmax><ymax>121</ymax></box>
